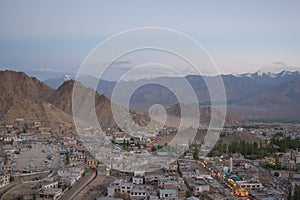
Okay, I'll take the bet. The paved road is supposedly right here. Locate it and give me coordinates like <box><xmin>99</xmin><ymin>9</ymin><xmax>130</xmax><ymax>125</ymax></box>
<box><xmin>59</xmin><ymin>169</ymin><xmax>96</xmax><ymax>200</ymax></box>
<box><xmin>0</xmin><ymin>183</ymin><xmax>18</xmax><ymax>200</ymax></box>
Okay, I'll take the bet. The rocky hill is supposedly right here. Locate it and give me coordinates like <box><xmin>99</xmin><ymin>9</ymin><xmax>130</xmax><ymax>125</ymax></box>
<box><xmin>0</xmin><ymin>71</ymin><xmax>151</xmax><ymax>135</ymax></box>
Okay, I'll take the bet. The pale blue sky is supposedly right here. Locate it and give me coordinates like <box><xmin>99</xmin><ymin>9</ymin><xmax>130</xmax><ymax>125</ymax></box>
<box><xmin>0</xmin><ymin>0</ymin><xmax>299</xmax><ymax>79</ymax></box>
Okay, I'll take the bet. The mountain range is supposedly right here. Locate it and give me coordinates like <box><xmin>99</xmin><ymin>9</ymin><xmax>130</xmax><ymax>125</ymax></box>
<box><xmin>0</xmin><ymin>70</ymin><xmax>243</xmax><ymax>136</ymax></box>
<box><xmin>44</xmin><ymin>70</ymin><xmax>300</xmax><ymax>121</ymax></box>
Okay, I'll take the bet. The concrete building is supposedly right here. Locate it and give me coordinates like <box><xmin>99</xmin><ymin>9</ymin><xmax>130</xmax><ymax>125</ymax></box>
<box><xmin>236</xmin><ymin>180</ymin><xmax>263</xmax><ymax>190</ymax></box>
<box><xmin>120</xmin><ymin>182</ymin><xmax>133</xmax><ymax>194</ymax></box>
<box><xmin>159</xmin><ymin>189</ymin><xmax>178</xmax><ymax>200</ymax></box>
<box><xmin>133</xmin><ymin>176</ymin><xmax>144</xmax><ymax>185</ymax></box>
<box><xmin>130</xmin><ymin>186</ymin><xmax>147</xmax><ymax>199</ymax></box>
<box><xmin>39</xmin><ymin>188</ymin><xmax>62</xmax><ymax>200</ymax></box>
<box><xmin>42</xmin><ymin>181</ymin><xmax>59</xmax><ymax>190</ymax></box>
<box><xmin>192</xmin><ymin>182</ymin><xmax>210</xmax><ymax>195</ymax></box>
<box><xmin>0</xmin><ymin>172</ymin><xmax>10</xmax><ymax>188</ymax></box>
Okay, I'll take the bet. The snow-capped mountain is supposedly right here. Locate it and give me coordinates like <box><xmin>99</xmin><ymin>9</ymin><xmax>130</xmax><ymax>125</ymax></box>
<box><xmin>44</xmin><ymin>74</ymin><xmax>74</xmax><ymax>89</ymax></box>
<box><xmin>42</xmin><ymin>69</ymin><xmax>300</xmax><ymax>120</ymax></box>
<box><xmin>235</xmin><ymin>69</ymin><xmax>300</xmax><ymax>79</ymax></box>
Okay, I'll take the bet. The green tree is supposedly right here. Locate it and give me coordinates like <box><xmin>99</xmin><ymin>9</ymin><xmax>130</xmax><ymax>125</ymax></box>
<box><xmin>151</xmin><ymin>146</ymin><xmax>157</xmax><ymax>152</ymax></box>
<box><xmin>137</xmin><ymin>142</ymin><xmax>141</xmax><ymax>149</ymax></box>
<box><xmin>66</xmin><ymin>153</ymin><xmax>70</xmax><ymax>164</ymax></box>
<box><xmin>193</xmin><ymin>145</ymin><xmax>199</xmax><ymax>160</ymax></box>
<box><xmin>186</xmin><ymin>189</ymin><xmax>192</xmax><ymax>198</ymax></box>
<box><xmin>274</xmin><ymin>172</ymin><xmax>280</xmax><ymax>177</ymax></box>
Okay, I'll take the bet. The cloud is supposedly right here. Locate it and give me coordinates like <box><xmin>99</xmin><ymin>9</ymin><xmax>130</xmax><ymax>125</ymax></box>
<box><xmin>39</xmin><ymin>67</ymin><xmax>60</xmax><ymax>72</ymax></box>
<box><xmin>112</xmin><ymin>61</ymin><xmax>132</xmax><ymax>65</ymax></box>
<box><xmin>270</xmin><ymin>62</ymin><xmax>300</xmax><ymax>72</ymax></box>
<box><xmin>273</xmin><ymin>61</ymin><xmax>287</xmax><ymax>68</ymax></box>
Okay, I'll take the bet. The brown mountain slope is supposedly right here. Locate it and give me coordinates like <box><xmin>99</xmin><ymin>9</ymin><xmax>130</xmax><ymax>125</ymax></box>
<box><xmin>0</xmin><ymin>70</ymin><xmax>54</xmax><ymax>102</ymax></box>
<box><xmin>47</xmin><ymin>80</ymin><xmax>151</xmax><ymax>130</ymax></box>
<box><xmin>229</xmin><ymin>77</ymin><xmax>300</xmax><ymax>120</ymax></box>
<box><xmin>0</xmin><ymin>96</ymin><xmax>75</xmax><ymax>135</ymax></box>
<box><xmin>0</xmin><ymin>71</ymin><xmax>154</xmax><ymax>136</ymax></box>
<box><xmin>239</xmin><ymin>77</ymin><xmax>300</xmax><ymax>106</ymax></box>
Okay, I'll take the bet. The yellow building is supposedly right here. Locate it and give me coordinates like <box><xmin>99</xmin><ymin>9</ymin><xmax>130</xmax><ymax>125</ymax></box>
<box><xmin>34</xmin><ymin>121</ymin><xmax>41</xmax><ymax>128</ymax></box>
<box><xmin>86</xmin><ymin>159</ymin><xmax>99</xmax><ymax>168</ymax></box>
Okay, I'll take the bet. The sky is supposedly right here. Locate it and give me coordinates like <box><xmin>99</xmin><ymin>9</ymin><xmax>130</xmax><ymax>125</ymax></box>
<box><xmin>0</xmin><ymin>0</ymin><xmax>300</xmax><ymax>80</ymax></box>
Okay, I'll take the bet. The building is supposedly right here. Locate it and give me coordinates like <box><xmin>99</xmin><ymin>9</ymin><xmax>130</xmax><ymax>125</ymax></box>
<box><xmin>86</xmin><ymin>159</ymin><xmax>99</xmax><ymax>168</ymax></box>
<box><xmin>236</xmin><ymin>180</ymin><xmax>263</xmax><ymax>190</ymax></box>
<box><xmin>0</xmin><ymin>172</ymin><xmax>10</xmax><ymax>188</ymax></box>
<box><xmin>159</xmin><ymin>189</ymin><xmax>178</xmax><ymax>200</ymax></box>
<box><xmin>120</xmin><ymin>182</ymin><xmax>133</xmax><ymax>194</ymax></box>
<box><xmin>19</xmin><ymin>132</ymin><xmax>35</xmax><ymax>141</ymax></box>
<box><xmin>69</xmin><ymin>152</ymin><xmax>85</xmax><ymax>164</ymax></box>
<box><xmin>107</xmin><ymin>179</ymin><xmax>123</xmax><ymax>197</ymax></box>
<box><xmin>192</xmin><ymin>182</ymin><xmax>210</xmax><ymax>195</ymax></box>
<box><xmin>98</xmin><ymin>163</ymin><xmax>110</xmax><ymax>176</ymax></box>
<box><xmin>133</xmin><ymin>176</ymin><xmax>144</xmax><ymax>185</ymax></box>
<box><xmin>39</xmin><ymin>188</ymin><xmax>62</xmax><ymax>200</ymax></box>
<box><xmin>130</xmin><ymin>186</ymin><xmax>147</xmax><ymax>199</ymax></box>
<box><xmin>0</xmin><ymin>157</ymin><xmax>4</xmax><ymax>165</ymax></box>
<box><xmin>229</xmin><ymin>158</ymin><xmax>233</xmax><ymax>172</ymax></box>
<box><xmin>42</xmin><ymin>181</ymin><xmax>59</xmax><ymax>190</ymax></box>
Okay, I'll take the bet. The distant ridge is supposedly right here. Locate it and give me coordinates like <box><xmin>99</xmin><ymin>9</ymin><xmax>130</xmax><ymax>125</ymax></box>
<box><xmin>42</xmin><ymin>70</ymin><xmax>300</xmax><ymax>120</ymax></box>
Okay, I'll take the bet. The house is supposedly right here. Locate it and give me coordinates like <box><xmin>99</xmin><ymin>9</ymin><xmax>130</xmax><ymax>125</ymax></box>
<box><xmin>159</xmin><ymin>189</ymin><xmax>178</xmax><ymax>200</ymax></box>
<box><xmin>0</xmin><ymin>157</ymin><xmax>5</xmax><ymax>165</ymax></box>
<box><xmin>0</xmin><ymin>171</ymin><xmax>10</xmax><ymax>188</ymax></box>
<box><xmin>107</xmin><ymin>179</ymin><xmax>123</xmax><ymax>197</ymax></box>
<box><xmin>42</xmin><ymin>181</ymin><xmax>59</xmax><ymax>190</ymax></box>
<box><xmin>61</xmin><ymin>176</ymin><xmax>76</xmax><ymax>187</ymax></box>
<box><xmin>120</xmin><ymin>182</ymin><xmax>133</xmax><ymax>194</ymax></box>
<box><xmin>98</xmin><ymin>163</ymin><xmax>110</xmax><ymax>176</ymax></box>
<box><xmin>3</xmin><ymin>133</ymin><xmax>18</xmax><ymax>142</ymax></box>
<box><xmin>39</xmin><ymin>188</ymin><xmax>62</xmax><ymax>200</ymax></box>
<box><xmin>113</xmin><ymin>132</ymin><xmax>131</xmax><ymax>144</ymax></box>
<box><xmin>19</xmin><ymin>132</ymin><xmax>35</xmax><ymax>141</ymax></box>
<box><xmin>236</xmin><ymin>180</ymin><xmax>263</xmax><ymax>190</ymax></box>
<box><xmin>133</xmin><ymin>176</ymin><xmax>144</xmax><ymax>185</ymax></box>
<box><xmin>130</xmin><ymin>186</ymin><xmax>147</xmax><ymax>199</ymax></box>
<box><xmin>58</xmin><ymin>167</ymin><xmax>84</xmax><ymax>181</ymax></box>
<box><xmin>86</xmin><ymin>159</ymin><xmax>99</xmax><ymax>168</ymax></box>
<box><xmin>69</xmin><ymin>152</ymin><xmax>85</xmax><ymax>164</ymax></box>
<box><xmin>192</xmin><ymin>182</ymin><xmax>210</xmax><ymax>195</ymax></box>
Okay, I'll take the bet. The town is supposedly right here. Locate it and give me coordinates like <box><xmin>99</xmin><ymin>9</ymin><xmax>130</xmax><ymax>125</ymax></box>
<box><xmin>0</xmin><ymin>117</ymin><xmax>300</xmax><ymax>200</ymax></box>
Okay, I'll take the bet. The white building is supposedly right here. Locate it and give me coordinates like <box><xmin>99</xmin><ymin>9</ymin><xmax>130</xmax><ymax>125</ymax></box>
<box><xmin>42</xmin><ymin>181</ymin><xmax>59</xmax><ymax>190</ymax></box>
<box><xmin>0</xmin><ymin>173</ymin><xmax>10</xmax><ymax>188</ymax></box>
<box><xmin>120</xmin><ymin>182</ymin><xmax>133</xmax><ymax>194</ymax></box>
<box><xmin>133</xmin><ymin>176</ymin><xmax>144</xmax><ymax>185</ymax></box>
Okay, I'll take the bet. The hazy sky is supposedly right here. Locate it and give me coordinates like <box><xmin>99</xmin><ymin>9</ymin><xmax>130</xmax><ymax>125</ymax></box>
<box><xmin>0</xmin><ymin>0</ymin><xmax>299</xmax><ymax>79</ymax></box>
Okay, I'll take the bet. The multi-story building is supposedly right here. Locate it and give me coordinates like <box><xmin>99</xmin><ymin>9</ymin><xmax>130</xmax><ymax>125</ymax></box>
<box><xmin>0</xmin><ymin>172</ymin><xmax>10</xmax><ymax>188</ymax></box>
